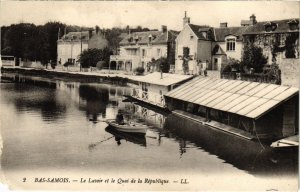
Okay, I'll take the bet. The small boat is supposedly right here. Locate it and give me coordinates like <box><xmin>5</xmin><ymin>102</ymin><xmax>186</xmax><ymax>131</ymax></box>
<box><xmin>270</xmin><ymin>135</ymin><xmax>299</xmax><ymax>148</ymax></box>
<box><xmin>105</xmin><ymin>127</ymin><xmax>146</xmax><ymax>147</ymax></box>
<box><xmin>106</xmin><ymin>120</ymin><xmax>148</xmax><ymax>134</ymax></box>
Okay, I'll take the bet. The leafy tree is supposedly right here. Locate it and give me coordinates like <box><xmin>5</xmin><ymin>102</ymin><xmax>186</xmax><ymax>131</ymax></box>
<box><xmin>42</xmin><ymin>22</ymin><xmax>66</xmax><ymax>63</ymax></box>
<box><xmin>285</xmin><ymin>33</ymin><xmax>298</xmax><ymax>58</ymax></box>
<box><xmin>222</xmin><ymin>57</ymin><xmax>241</xmax><ymax>72</ymax></box>
<box><xmin>79</xmin><ymin>48</ymin><xmax>113</xmax><ymax>68</ymax></box>
<box><xmin>105</xmin><ymin>28</ymin><xmax>124</xmax><ymax>54</ymax></box>
<box><xmin>134</xmin><ymin>66</ymin><xmax>145</xmax><ymax>75</ymax></box>
<box><xmin>148</xmin><ymin>57</ymin><xmax>169</xmax><ymax>73</ymax></box>
<box><xmin>241</xmin><ymin>44</ymin><xmax>268</xmax><ymax>73</ymax></box>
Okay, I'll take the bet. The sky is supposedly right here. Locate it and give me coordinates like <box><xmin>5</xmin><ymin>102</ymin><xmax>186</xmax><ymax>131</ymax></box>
<box><xmin>0</xmin><ymin>1</ymin><xmax>299</xmax><ymax>30</ymax></box>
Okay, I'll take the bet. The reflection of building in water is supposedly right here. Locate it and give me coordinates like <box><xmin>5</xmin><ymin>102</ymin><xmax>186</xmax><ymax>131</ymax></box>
<box><xmin>105</xmin><ymin>86</ymin><xmax>133</xmax><ymax>120</ymax></box>
<box><xmin>164</xmin><ymin>113</ymin><xmax>298</xmax><ymax>175</ymax></box>
<box><xmin>56</xmin><ymin>81</ymin><xmax>81</xmax><ymax>104</ymax></box>
<box><xmin>78</xmin><ymin>85</ymin><xmax>109</xmax><ymax>122</ymax></box>
<box><xmin>129</xmin><ymin>105</ymin><xmax>166</xmax><ymax>129</ymax></box>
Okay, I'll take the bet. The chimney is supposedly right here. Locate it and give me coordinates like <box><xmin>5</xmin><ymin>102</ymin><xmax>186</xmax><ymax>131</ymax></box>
<box><xmin>162</xmin><ymin>25</ymin><xmax>167</xmax><ymax>33</ymax></box>
<box><xmin>95</xmin><ymin>26</ymin><xmax>100</xmax><ymax>35</ymax></box>
<box><xmin>220</xmin><ymin>22</ymin><xmax>228</xmax><ymax>28</ymax></box>
<box><xmin>183</xmin><ymin>11</ymin><xmax>190</xmax><ymax>27</ymax></box>
<box><xmin>88</xmin><ymin>29</ymin><xmax>93</xmax><ymax>39</ymax></box>
<box><xmin>250</xmin><ymin>14</ymin><xmax>257</xmax><ymax>25</ymax></box>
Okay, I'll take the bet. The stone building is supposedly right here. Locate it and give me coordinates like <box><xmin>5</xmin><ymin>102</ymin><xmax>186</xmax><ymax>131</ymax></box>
<box><xmin>57</xmin><ymin>27</ymin><xmax>108</xmax><ymax>66</ymax></box>
<box><xmin>242</xmin><ymin>18</ymin><xmax>299</xmax><ymax>87</ymax></box>
<box><xmin>175</xmin><ymin>12</ymin><xmax>251</xmax><ymax>75</ymax></box>
<box><xmin>109</xmin><ymin>26</ymin><xmax>178</xmax><ymax>73</ymax></box>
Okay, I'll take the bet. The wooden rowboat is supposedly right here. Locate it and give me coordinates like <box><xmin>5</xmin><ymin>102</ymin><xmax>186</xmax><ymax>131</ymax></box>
<box><xmin>105</xmin><ymin>126</ymin><xmax>146</xmax><ymax>147</ymax></box>
<box><xmin>270</xmin><ymin>135</ymin><xmax>299</xmax><ymax>148</ymax></box>
<box><xmin>106</xmin><ymin>120</ymin><xmax>148</xmax><ymax>134</ymax></box>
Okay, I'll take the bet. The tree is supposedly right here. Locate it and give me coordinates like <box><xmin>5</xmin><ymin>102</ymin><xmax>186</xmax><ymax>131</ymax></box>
<box><xmin>285</xmin><ymin>33</ymin><xmax>298</xmax><ymax>58</ymax></box>
<box><xmin>222</xmin><ymin>57</ymin><xmax>241</xmax><ymax>72</ymax></box>
<box><xmin>79</xmin><ymin>48</ymin><xmax>113</xmax><ymax>68</ymax></box>
<box><xmin>147</xmin><ymin>57</ymin><xmax>169</xmax><ymax>73</ymax></box>
<box><xmin>105</xmin><ymin>28</ymin><xmax>123</xmax><ymax>55</ymax></box>
<box><xmin>241</xmin><ymin>44</ymin><xmax>268</xmax><ymax>73</ymax></box>
<box><xmin>42</xmin><ymin>22</ymin><xmax>66</xmax><ymax>63</ymax></box>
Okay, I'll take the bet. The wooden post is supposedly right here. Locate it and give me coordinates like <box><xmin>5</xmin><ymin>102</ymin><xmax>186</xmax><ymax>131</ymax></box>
<box><xmin>206</xmin><ymin>107</ymin><xmax>210</xmax><ymax>122</ymax></box>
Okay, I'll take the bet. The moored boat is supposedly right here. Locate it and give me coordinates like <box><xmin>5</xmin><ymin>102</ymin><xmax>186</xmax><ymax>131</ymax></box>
<box><xmin>106</xmin><ymin>120</ymin><xmax>148</xmax><ymax>134</ymax></box>
<box><xmin>270</xmin><ymin>135</ymin><xmax>299</xmax><ymax>148</ymax></box>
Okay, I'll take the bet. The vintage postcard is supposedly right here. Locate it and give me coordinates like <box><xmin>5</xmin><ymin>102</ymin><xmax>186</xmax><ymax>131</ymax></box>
<box><xmin>0</xmin><ymin>1</ymin><xmax>299</xmax><ymax>191</ymax></box>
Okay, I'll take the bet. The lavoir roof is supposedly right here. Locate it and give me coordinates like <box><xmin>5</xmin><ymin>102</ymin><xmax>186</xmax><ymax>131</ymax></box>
<box><xmin>165</xmin><ymin>77</ymin><xmax>299</xmax><ymax>119</ymax></box>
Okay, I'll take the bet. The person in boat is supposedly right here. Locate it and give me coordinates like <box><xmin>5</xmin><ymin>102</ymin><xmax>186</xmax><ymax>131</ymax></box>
<box><xmin>116</xmin><ymin>112</ymin><xmax>125</xmax><ymax>125</ymax></box>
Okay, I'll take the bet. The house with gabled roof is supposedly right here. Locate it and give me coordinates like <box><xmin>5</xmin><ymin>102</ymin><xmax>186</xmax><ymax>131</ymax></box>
<box><xmin>109</xmin><ymin>26</ymin><xmax>178</xmax><ymax>73</ymax></box>
<box><xmin>242</xmin><ymin>18</ymin><xmax>299</xmax><ymax>63</ymax></box>
<box><xmin>212</xmin><ymin>25</ymin><xmax>248</xmax><ymax>70</ymax></box>
<box><xmin>242</xmin><ymin>17</ymin><xmax>299</xmax><ymax>87</ymax></box>
<box><xmin>57</xmin><ymin>27</ymin><xmax>108</xmax><ymax>66</ymax></box>
<box><xmin>175</xmin><ymin>20</ymin><xmax>215</xmax><ymax>74</ymax></box>
<box><xmin>175</xmin><ymin>12</ymin><xmax>248</xmax><ymax>75</ymax></box>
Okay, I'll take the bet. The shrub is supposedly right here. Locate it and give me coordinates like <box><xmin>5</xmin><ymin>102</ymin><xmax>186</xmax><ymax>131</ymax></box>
<box><xmin>222</xmin><ymin>58</ymin><xmax>241</xmax><ymax>72</ymax></box>
<box><xmin>241</xmin><ymin>44</ymin><xmax>268</xmax><ymax>73</ymax></box>
<box><xmin>63</xmin><ymin>61</ymin><xmax>70</xmax><ymax>67</ymax></box>
<box><xmin>134</xmin><ymin>67</ymin><xmax>145</xmax><ymax>75</ymax></box>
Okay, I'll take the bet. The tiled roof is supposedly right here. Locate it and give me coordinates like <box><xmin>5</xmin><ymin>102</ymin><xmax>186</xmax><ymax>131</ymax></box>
<box><xmin>58</xmin><ymin>31</ymin><xmax>91</xmax><ymax>42</ymax></box>
<box><xmin>119</xmin><ymin>30</ymin><xmax>178</xmax><ymax>46</ymax></box>
<box><xmin>241</xmin><ymin>20</ymin><xmax>251</xmax><ymax>26</ymax></box>
<box><xmin>118</xmin><ymin>32</ymin><xmax>128</xmax><ymax>39</ymax></box>
<box><xmin>214</xmin><ymin>27</ymin><xmax>248</xmax><ymax>42</ymax></box>
<box><xmin>243</xmin><ymin>18</ymin><xmax>299</xmax><ymax>35</ymax></box>
<box><xmin>165</xmin><ymin>77</ymin><xmax>299</xmax><ymax>119</ymax></box>
<box><xmin>188</xmin><ymin>24</ymin><xmax>214</xmax><ymax>41</ymax></box>
<box><xmin>212</xmin><ymin>44</ymin><xmax>226</xmax><ymax>55</ymax></box>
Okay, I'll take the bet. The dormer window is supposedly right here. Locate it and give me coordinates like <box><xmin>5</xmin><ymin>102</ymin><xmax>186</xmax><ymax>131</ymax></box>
<box><xmin>287</xmin><ymin>19</ymin><xmax>299</xmax><ymax>30</ymax></box>
<box><xmin>134</xmin><ymin>35</ymin><xmax>139</xmax><ymax>43</ymax></box>
<box><xmin>264</xmin><ymin>22</ymin><xmax>277</xmax><ymax>32</ymax></box>
<box><xmin>201</xmin><ymin>32</ymin><xmax>207</xmax><ymax>39</ymax></box>
<box><xmin>148</xmin><ymin>34</ymin><xmax>153</xmax><ymax>43</ymax></box>
<box><xmin>128</xmin><ymin>36</ymin><xmax>133</xmax><ymax>42</ymax></box>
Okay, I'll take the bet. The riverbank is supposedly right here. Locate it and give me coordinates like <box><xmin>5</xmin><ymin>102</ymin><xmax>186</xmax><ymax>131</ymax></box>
<box><xmin>1</xmin><ymin>66</ymin><xmax>142</xmax><ymax>85</ymax></box>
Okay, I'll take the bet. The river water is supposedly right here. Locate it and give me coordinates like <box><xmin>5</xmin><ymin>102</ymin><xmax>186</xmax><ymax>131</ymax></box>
<box><xmin>0</xmin><ymin>74</ymin><xmax>298</xmax><ymax>191</ymax></box>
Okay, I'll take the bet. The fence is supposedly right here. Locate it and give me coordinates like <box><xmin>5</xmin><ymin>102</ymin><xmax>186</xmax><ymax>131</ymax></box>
<box><xmin>131</xmin><ymin>88</ymin><xmax>165</xmax><ymax>107</ymax></box>
<box><xmin>221</xmin><ymin>72</ymin><xmax>281</xmax><ymax>85</ymax></box>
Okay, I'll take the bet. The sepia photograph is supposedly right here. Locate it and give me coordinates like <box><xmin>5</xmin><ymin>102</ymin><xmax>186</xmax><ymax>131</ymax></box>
<box><xmin>0</xmin><ymin>1</ymin><xmax>299</xmax><ymax>191</ymax></box>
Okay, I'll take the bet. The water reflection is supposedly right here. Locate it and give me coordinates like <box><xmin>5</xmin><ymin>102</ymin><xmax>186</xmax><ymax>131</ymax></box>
<box><xmin>105</xmin><ymin>126</ymin><xmax>146</xmax><ymax>147</ymax></box>
<box><xmin>164</xmin><ymin>114</ymin><xmax>298</xmax><ymax>176</ymax></box>
<box><xmin>1</xmin><ymin>83</ymin><xmax>66</xmax><ymax>122</ymax></box>
<box><xmin>0</xmin><ymin>73</ymin><xmax>298</xmax><ymax>179</ymax></box>
<box><xmin>78</xmin><ymin>85</ymin><xmax>109</xmax><ymax>123</ymax></box>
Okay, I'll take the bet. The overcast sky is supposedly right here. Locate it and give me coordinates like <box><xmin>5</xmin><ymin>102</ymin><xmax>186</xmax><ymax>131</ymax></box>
<box><xmin>0</xmin><ymin>1</ymin><xmax>299</xmax><ymax>30</ymax></box>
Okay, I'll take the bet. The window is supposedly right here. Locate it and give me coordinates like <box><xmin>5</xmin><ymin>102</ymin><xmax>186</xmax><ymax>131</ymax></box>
<box><xmin>68</xmin><ymin>58</ymin><xmax>75</xmax><ymax>65</ymax></box>
<box><xmin>183</xmin><ymin>47</ymin><xmax>190</xmax><ymax>56</ymax></box>
<box><xmin>157</xmin><ymin>49</ymin><xmax>161</xmax><ymax>56</ymax></box>
<box><xmin>226</xmin><ymin>38</ymin><xmax>236</xmax><ymax>51</ymax></box>
<box><xmin>279</xmin><ymin>34</ymin><xmax>286</xmax><ymax>46</ymax></box>
<box><xmin>142</xmin><ymin>49</ymin><xmax>146</xmax><ymax>57</ymax></box>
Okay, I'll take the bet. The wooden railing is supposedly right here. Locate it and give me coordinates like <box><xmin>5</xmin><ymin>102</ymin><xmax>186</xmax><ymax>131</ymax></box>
<box><xmin>131</xmin><ymin>88</ymin><xmax>166</xmax><ymax>107</ymax></box>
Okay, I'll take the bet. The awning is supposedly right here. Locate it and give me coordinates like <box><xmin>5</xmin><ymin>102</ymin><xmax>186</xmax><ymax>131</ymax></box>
<box><xmin>165</xmin><ymin>77</ymin><xmax>299</xmax><ymax>119</ymax></box>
